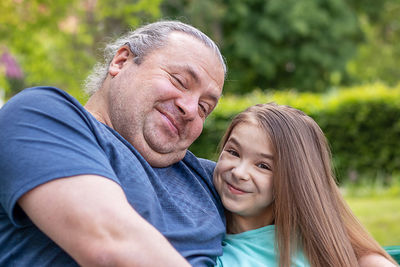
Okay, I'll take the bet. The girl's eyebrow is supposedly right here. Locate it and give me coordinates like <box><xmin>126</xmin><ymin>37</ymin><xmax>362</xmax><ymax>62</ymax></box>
<box><xmin>229</xmin><ymin>136</ymin><xmax>273</xmax><ymax>159</ymax></box>
<box><xmin>259</xmin><ymin>152</ymin><xmax>273</xmax><ymax>160</ymax></box>
<box><xmin>227</xmin><ymin>136</ymin><xmax>241</xmax><ymax>147</ymax></box>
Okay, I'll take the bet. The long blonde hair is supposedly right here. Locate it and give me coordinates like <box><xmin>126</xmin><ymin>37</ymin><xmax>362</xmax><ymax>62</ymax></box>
<box><xmin>219</xmin><ymin>103</ymin><xmax>395</xmax><ymax>267</ymax></box>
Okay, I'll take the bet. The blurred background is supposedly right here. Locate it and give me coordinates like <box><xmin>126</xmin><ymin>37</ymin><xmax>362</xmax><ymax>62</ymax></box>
<box><xmin>0</xmin><ymin>0</ymin><xmax>399</xmax><ymax>246</ymax></box>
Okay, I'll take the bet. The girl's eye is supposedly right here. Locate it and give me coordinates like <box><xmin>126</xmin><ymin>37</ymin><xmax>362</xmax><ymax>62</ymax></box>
<box><xmin>257</xmin><ymin>163</ymin><xmax>271</xmax><ymax>171</ymax></box>
<box><xmin>226</xmin><ymin>149</ymin><xmax>239</xmax><ymax>157</ymax></box>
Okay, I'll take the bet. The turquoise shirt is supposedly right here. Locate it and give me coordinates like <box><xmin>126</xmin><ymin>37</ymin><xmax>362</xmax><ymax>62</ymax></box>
<box><xmin>216</xmin><ymin>225</ymin><xmax>309</xmax><ymax>267</ymax></box>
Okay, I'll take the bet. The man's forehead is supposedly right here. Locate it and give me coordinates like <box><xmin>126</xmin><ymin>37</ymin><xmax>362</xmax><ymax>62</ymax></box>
<box><xmin>165</xmin><ymin>32</ymin><xmax>221</xmax><ymax>65</ymax></box>
<box><xmin>168</xmin><ymin>63</ymin><xmax>200</xmax><ymax>84</ymax></box>
<box><xmin>147</xmin><ymin>31</ymin><xmax>224</xmax><ymax>77</ymax></box>
<box><xmin>166</xmin><ymin>31</ymin><xmax>205</xmax><ymax>46</ymax></box>
<box><xmin>153</xmin><ymin>32</ymin><xmax>224</xmax><ymax>96</ymax></box>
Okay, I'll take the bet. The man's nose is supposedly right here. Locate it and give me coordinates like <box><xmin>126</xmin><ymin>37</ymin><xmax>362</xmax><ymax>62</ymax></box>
<box><xmin>176</xmin><ymin>94</ymin><xmax>198</xmax><ymax>121</ymax></box>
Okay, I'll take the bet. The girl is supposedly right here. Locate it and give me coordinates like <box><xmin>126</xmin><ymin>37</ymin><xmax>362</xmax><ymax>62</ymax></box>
<box><xmin>213</xmin><ymin>103</ymin><xmax>397</xmax><ymax>267</ymax></box>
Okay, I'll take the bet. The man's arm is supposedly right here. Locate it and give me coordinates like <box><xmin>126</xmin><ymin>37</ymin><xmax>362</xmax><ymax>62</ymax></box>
<box><xmin>19</xmin><ymin>174</ymin><xmax>190</xmax><ymax>267</ymax></box>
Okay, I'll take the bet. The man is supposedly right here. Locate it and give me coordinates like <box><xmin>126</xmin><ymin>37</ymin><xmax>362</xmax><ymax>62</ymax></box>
<box><xmin>0</xmin><ymin>21</ymin><xmax>226</xmax><ymax>266</ymax></box>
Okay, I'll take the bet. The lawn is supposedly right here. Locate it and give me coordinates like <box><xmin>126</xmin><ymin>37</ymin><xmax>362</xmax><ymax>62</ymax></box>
<box><xmin>345</xmin><ymin>196</ymin><xmax>400</xmax><ymax>246</ymax></box>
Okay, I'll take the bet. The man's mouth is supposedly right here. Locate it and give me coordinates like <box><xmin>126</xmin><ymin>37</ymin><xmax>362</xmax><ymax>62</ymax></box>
<box><xmin>158</xmin><ymin>110</ymin><xmax>180</xmax><ymax>136</ymax></box>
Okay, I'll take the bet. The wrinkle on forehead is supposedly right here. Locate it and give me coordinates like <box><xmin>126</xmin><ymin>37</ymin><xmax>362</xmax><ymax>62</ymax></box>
<box><xmin>166</xmin><ymin>32</ymin><xmax>225</xmax><ymax>90</ymax></box>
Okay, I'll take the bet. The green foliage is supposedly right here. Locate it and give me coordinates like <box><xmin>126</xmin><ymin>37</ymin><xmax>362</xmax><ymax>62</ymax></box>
<box><xmin>314</xmin><ymin>85</ymin><xmax>400</xmax><ymax>181</ymax></box>
<box><xmin>162</xmin><ymin>0</ymin><xmax>362</xmax><ymax>93</ymax></box>
<box><xmin>0</xmin><ymin>0</ymin><xmax>162</xmax><ymax>102</ymax></box>
<box><xmin>222</xmin><ymin>0</ymin><xmax>362</xmax><ymax>93</ymax></box>
<box><xmin>347</xmin><ymin>0</ymin><xmax>400</xmax><ymax>86</ymax></box>
<box><xmin>190</xmin><ymin>83</ymin><xmax>400</xmax><ymax>182</ymax></box>
<box><xmin>342</xmin><ymin>172</ymin><xmax>400</xmax><ymax>198</ymax></box>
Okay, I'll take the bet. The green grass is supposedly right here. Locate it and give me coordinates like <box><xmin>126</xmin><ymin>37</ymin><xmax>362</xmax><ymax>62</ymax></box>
<box><xmin>345</xmin><ymin>196</ymin><xmax>400</xmax><ymax>246</ymax></box>
<box><xmin>342</xmin><ymin>176</ymin><xmax>400</xmax><ymax>246</ymax></box>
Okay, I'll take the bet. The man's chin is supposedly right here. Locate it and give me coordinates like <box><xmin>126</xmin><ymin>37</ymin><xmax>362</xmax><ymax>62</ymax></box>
<box><xmin>143</xmin><ymin>149</ymin><xmax>187</xmax><ymax>168</ymax></box>
<box><xmin>137</xmin><ymin>137</ymin><xmax>188</xmax><ymax>166</ymax></box>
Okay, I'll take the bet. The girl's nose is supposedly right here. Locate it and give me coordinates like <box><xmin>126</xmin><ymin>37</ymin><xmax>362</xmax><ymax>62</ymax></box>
<box><xmin>231</xmin><ymin>162</ymin><xmax>250</xmax><ymax>181</ymax></box>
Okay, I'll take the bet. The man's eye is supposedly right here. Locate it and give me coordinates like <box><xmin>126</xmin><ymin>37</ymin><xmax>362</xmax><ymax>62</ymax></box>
<box><xmin>172</xmin><ymin>75</ymin><xmax>186</xmax><ymax>89</ymax></box>
<box><xmin>199</xmin><ymin>103</ymin><xmax>209</xmax><ymax>117</ymax></box>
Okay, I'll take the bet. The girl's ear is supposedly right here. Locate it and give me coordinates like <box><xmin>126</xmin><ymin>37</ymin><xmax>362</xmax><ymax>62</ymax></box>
<box><xmin>108</xmin><ymin>46</ymin><xmax>132</xmax><ymax>77</ymax></box>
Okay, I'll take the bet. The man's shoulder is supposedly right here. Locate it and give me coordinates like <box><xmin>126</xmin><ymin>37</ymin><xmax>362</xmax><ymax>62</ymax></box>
<box><xmin>1</xmin><ymin>86</ymin><xmax>93</xmax><ymax>127</ymax></box>
<box><xmin>16</xmin><ymin>86</ymin><xmax>80</xmax><ymax>105</ymax></box>
<box><xmin>197</xmin><ymin>157</ymin><xmax>217</xmax><ymax>172</ymax></box>
<box><xmin>2</xmin><ymin>86</ymin><xmax>82</xmax><ymax>113</ymax></box>
<box><xmin>183</xmin><ymin>151</ymin><xmax>216</xmax><ymax>172</ymax></box>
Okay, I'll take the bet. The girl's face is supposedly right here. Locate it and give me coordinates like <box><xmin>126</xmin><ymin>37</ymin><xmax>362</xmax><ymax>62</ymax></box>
<box><xmin>213</xmin><ymin>122</ymin><xmax>275</xmax><ymax>222</ymax></box>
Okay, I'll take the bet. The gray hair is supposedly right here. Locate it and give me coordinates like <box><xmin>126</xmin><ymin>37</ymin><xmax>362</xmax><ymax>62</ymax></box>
<box><xmin>84</xmin><ymin>20</ymin><xmax>227</xmax><ymax>95</ymax></box>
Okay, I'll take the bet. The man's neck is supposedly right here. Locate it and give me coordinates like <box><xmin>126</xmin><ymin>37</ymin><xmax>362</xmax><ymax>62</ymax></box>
<box><xmin>84</xmin><ymin>87</ymin><xmax>113</xmax><ymax>128</ymax></box>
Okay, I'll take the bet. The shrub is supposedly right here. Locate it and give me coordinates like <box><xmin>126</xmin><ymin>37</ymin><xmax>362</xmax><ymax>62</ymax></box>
<box><xmin>190</xmin><ymin>83</ymin><xmax>400</xmax><ymax>183</ymax></box>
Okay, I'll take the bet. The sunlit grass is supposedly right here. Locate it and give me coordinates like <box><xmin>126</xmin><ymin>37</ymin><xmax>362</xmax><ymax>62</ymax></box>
<box><xmin>342</xmin><ymin>176</ymin><xmax>400</xmax><ymax>246</ymax></box>
<box><xmin>345</xmin><ymin>196</ymin><xmax>400</xmax><ymax>246</ymax></box>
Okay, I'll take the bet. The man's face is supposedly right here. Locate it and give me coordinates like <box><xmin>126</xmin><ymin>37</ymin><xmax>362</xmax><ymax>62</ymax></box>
<box><xmin>106</xmin><ymin>32</ymin><xmax>225</xmax><ymax>167</ymax></box>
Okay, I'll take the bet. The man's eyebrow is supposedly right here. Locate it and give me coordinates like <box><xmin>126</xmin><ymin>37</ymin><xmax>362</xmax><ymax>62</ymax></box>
<box><xmin>170</xmin><ymin>64</ymin><xmax>200</xmax><ymax>84</ymax></box>
<box><xmin>185</xmin><ymin>65</ymin><xmax>200</xmax><ymax>85</ymax></box>
<box><xmin>208</xmin><ymin>94</ymin><xmax>220</xmax><ymax>106</ymax></box>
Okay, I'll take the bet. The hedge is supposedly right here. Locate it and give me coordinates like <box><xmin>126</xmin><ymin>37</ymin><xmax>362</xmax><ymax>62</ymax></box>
<box><xmin>189</xmin><ymin>83</ymin><xmax>400</xmax><ymax>183</ymax></box>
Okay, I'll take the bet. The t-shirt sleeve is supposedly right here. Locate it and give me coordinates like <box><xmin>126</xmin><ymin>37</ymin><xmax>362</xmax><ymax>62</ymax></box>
<box><xmin>0</xmin><ymin>87</ymin><xmax>118</xmax><ymax>227</ymax></box>
<box><xmin>197</xmin><ymin>157</ymin><xmax>226</xmax><ymax>226</ymax></box>
<box><xmin>197</xmin><ymin>157</ymin><xmax>216</xmax><ymax>181</ymax></box>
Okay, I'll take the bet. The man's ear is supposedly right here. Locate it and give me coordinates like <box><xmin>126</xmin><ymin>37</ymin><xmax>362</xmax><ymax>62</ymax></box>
<box><xmin>109</xmin><ymin>46</ymin><xmax>132</xmax><ymax>77</ymax></box>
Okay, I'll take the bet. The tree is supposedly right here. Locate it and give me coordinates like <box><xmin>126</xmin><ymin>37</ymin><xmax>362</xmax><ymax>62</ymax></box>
<box><xmin>0</xmin><ymin>0</ymin><xmax>162</xmax><ymax>102</ymax></box>
<box><xmin>162</xmin><ymin>0</ymin><xmax>363</xmax><ymax>93</ymax></box>
<box><xmin>347</xmin><ymin>0</ymin><xmax>400</xmax><ymax>86</ymax></box>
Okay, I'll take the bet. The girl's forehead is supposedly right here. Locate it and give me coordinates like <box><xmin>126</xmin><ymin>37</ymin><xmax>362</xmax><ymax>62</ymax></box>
<box><xmin>232</xmin><ymin>120</ymin><xmax>268</xmax><ymax>137</ymax></box>
<box><xmin>230</xmin><ymin>122</ymin><xmax>269</xmax><ymax>141</ymax></box>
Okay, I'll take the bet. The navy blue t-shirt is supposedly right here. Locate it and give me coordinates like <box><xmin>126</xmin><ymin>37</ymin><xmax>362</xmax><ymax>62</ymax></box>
<box><xmin>0</xmin><ymin>87</ymin><xmax>225</xmax><ymax>266</ymax></box>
